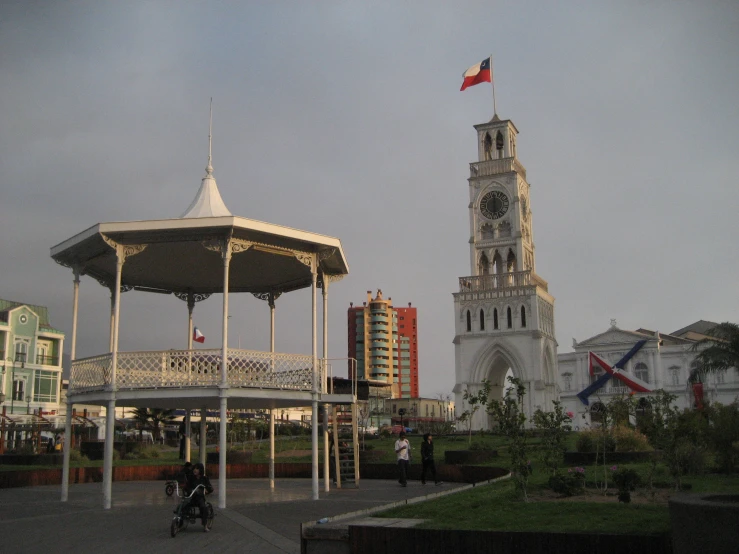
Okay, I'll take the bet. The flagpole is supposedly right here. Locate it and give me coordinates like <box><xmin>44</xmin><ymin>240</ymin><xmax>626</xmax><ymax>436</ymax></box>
<box><xmin>490</xmin><ymin>55</ymin><xmax>497</xmax><ymax>116</ymax></box>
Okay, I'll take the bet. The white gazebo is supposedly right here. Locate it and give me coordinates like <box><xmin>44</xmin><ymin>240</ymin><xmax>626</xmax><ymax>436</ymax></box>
<box><xmin>50</xmin><ymin>129</ymin><xmax>352</xmax><ymax>509</ymax></box>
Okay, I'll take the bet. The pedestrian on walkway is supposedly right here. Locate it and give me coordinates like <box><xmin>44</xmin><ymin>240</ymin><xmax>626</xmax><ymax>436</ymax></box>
<box><xmin>394</xmin><ymin>431</ymin><xmax>411</xmax><ymax>487</ymax></box>
<box><xmin>420</xmin><ymin>433</ymin><xmax>441</xmax><ymax>485</ymax></box>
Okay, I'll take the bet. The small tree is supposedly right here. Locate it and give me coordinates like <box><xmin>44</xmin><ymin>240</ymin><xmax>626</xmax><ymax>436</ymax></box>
<box><xmin>462</xmin><ymin>379</ymin><xmax>491</xmax><ymax>446</ymax></box>
<box><xmin>487</xmin><ymin>377</ymin><xmax>530</xmax><ymax>501</ymax></box>
<box><xmin>532</xmin><ymin>401</ymin><xmax>572</xmax><ymax>476</ymax></box>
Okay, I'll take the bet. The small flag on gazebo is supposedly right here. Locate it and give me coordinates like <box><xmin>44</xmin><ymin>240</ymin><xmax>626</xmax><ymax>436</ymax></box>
<box><xmin>193</xmin><ymin>327</ymin><xmax>205</xmax><ymax>343</ymax></box>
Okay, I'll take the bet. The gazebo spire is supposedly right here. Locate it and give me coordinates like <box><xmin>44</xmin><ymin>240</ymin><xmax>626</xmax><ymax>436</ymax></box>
<box><xmin>180</xmin><ymin>98</ymin><xmax>232</xmax><ymax>218</ymax></box>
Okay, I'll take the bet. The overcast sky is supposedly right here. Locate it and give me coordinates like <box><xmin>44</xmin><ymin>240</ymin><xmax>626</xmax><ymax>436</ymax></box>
<box><xmin>1</xmin><ymin>1</ymin><xmax>737</xmax><ymax>398</ymax></box>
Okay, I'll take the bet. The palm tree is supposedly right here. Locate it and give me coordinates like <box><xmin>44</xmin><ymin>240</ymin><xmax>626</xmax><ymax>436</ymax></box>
<box><xmin>131</xmin><ymin>407</ymin><xmax>176</xmax><ymax>441</ymax></box>
<box><xmin>689</xmin><ymin>322</ymin><xmax>739</xmax><ymax>384</ymax></box>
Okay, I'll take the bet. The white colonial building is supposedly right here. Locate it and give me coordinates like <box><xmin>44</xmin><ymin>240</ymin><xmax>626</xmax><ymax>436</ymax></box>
<box><xmin>559</xmin><ymin>320</ymin><xmax>739</xmax><ymax>428</ymax></box>
<box><xmin>452</xmin><ymin>114</ymin><xmax>558</xmax><ymax>430</ymax></box>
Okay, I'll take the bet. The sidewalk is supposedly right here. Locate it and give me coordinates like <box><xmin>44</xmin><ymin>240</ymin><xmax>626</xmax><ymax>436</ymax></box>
<box><xmin>0</xmin><ymin>478</ymin><xmax>462</xmax><ymax>553</ymax></box>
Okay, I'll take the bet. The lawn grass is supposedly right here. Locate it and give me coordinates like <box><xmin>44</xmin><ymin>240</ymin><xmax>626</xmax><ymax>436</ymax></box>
<box><xmin>378</xmin><ymin>479</ymin><xmax>672</xmax><ymax>534</ymax></box>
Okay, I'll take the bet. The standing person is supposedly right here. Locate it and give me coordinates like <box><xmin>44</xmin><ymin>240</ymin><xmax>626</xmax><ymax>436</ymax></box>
<box><xmin>186</xmin><ymin>463</ymin><xmax>214</xmax><ymax>532</ymax></box>
<box><xmin>420</xmin><ymin>433</ymin><xmax>442</xmax><ymax>485</ymax></box>
<box><xmin>394</xmin><ymin>431</ymin><xmax>411</xmax><ymax>487</ymax></box>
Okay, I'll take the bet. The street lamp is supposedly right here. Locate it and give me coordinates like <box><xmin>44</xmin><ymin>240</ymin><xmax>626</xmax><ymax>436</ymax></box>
<box><xmin>398</xmin><ymin>408</ymin><xmax>406</xmax><ymax>431</ymax></box>
<box><xmin>26</xmin><ymin>394</ymin><xmax>32</xmax><ymax>415</ymax></box>
<box><xmin>7</xmin><ymin>355</ymin><xmax>25</xmax><ymax>415</ymax></box>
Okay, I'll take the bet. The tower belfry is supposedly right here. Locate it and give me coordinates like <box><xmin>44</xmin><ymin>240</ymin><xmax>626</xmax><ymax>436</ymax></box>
<box><xmin>453</xmin><ymin>114</ymin><xmax>558</xmax><ymax>428</ymax></box>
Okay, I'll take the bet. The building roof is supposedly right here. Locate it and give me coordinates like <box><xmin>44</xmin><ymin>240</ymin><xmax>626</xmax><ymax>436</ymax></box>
<box><xmin>0</xmin><ymin>299</ymin><xmax>63</xmax><ymax>334</ymax></box>
<box><xmin>670</xmin><ymin>320</ymin><xmax>720</xmax><ymax>338</ymax></box>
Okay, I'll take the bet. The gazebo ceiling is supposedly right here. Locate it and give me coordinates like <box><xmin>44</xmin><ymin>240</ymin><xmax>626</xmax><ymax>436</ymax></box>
<box><xmin>50</xmin><ymin>216</ymin><xmax>348</xmax><ymax>294</ymax></box>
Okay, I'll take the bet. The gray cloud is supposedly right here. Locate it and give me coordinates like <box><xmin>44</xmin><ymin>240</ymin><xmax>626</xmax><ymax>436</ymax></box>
<box><xmin>1</xmin><ymin>1</ymin><xmax>737</xmax><ymax>397</ymax></box>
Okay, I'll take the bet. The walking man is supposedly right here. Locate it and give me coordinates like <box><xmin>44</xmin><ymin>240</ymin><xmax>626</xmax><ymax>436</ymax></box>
<box><xmin>395</xmin><ymin>431</ymin><xmax>411</xmax><ymax>487</ymax></box>
<box><xmin>421</xmin><ymin>433</ymin><xmax>441</xmax><ymax>485</ymax></box>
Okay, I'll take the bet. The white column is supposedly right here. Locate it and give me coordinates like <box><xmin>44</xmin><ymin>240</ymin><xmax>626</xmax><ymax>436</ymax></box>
<box><xmin>62</xmin><ymin>269</ymin><xmax>80</xmax><ymax>502</ymax></box>
<box><xmin>70</xmin><ymin>268</ymin><xmax>80</xmax><ymax>361</ymax></box>
<box><xmin>103</xmin><ymin>250</ymin><xmax>123</xmax><ymax>510</ymax></box>
<box><xmin>108</xmin><ymin>292</ymin><xmax>115</xmax><ymax>352</ymax></box>
<box><xmin>218</xmin><ymin>240</ymin><xmax>232</xmax><ymax>509</ymax></box>
<box><xmin>199</xmin><ymin>407</ymin><xmax>207</xmax><ymax>467</ymax></box>
<box><xmin>322</xmin><ymin>276</ymin><xmax>330</xmax><ymax>492</ymax></box>
<box><xmin>184</xmin><ymin>411</ymin><xmax>191</xmax><ymax>463</ymax></box>
<box><xmin>185</xmin><ymin>296</ymin><xmax>194</xmax><ymax>459</ymax></box>
<box><xmin>218</xmin><ymin>395</ymin><xmax>227</xmax><ymax>509</ymax></box>
<box><xmin>61</xmin><ymin>402</ymin><xmax>73</xmax><ymax>502</ymax></box>
<box><xmin>269</xmin><ymin>296</ymin><xmax>275</xmax><ymax>490</ymax></box>
<box><xmin>103</xmin><ymin>398</ymin><xmax>116</xmax><ymax>509</ymax></box>
<box><xmin>311</xmin><ymin>260</ymin><xmax>319</xmax><ymax>500</ymax></box>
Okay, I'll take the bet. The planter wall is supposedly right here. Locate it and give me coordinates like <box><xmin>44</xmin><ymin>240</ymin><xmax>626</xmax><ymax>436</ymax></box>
<box><xmin>444</xmin><ymin>450</ymin><xmax>498</xmax><ymax>465</ymax></box>
<box><xmin>669</xmin><ymin>494</ymin><xmax>739</xmax><ymax>554</ymax></box>
<box><xmin>349</xmin><ymin>526</ymin><xmax>672</xmax><ymax>554</ymax></box>
<box><xmin>564</xmin><ymin>451</ymin><xmax>658</xmax><ymax>465</ymax></box>
<box><xmin>0</xmin><ymin>462</ymin><xmax>506</xmax><ymax>489</ymax></box>
<box><xmin>80</xmin><ymin>441</ymin><xmax>138</xmax><ymax>460</ymax></box>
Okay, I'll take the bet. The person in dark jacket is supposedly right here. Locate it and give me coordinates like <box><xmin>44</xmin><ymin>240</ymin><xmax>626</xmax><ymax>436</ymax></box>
<box><xmin>420</xmin><ymin>433</ymin><xmax>441</xmax><ymax>485</ymax></box>
<box><xmin>186</xmin><ymin>463</ymin><xmax>214</xmax><ymax>531</ymax></box>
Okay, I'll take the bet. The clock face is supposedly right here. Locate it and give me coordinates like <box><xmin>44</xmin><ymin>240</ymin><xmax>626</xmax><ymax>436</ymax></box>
<box><xmin>480</xmin><ymin>191</ymin><xmax>509</xmax><ymax>220</ymax></box>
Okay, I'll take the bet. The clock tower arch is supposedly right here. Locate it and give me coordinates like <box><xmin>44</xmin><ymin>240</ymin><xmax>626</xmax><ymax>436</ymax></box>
<box><xmin>453</xmin><ymin>114</ymin><xmax>558</xmax><ymax>429</ymax></box>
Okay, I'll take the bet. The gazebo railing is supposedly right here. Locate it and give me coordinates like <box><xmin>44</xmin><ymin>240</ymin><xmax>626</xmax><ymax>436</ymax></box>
<box><xmin>69</xmin><ymin>348</ymin><xmax>321</xmax><ymax>394</ymax></box>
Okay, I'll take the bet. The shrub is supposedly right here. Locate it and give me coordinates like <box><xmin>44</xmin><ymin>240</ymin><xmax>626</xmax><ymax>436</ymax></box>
<box><xmin>612</xmin><ymin>425</ymin><xmax>652</xmax><ymax>452</ymax></box>
<box><xmin>548</xmin><ymin>467</ymin><xmax>585</xmax><ymax>496</ymax></box>
<box><xmin>672</xmin><ymin>439</ymin><xmax>706</xmax><ymax>476</ymax></box>
<box><xmin>69</xmin><ymin>449</ymin><xmax>89</xmax><ymax>463</ymax></box>
<box><xmin>706</xmin><ymin>401</ymin><xmax>739</xmax><ymax>473</ymax></box>
<box><xmin>575</xmin><ymin>432</ymin><xmax>595</xmax><ymax>453</ymax></box>
<box><xmin>576</xmin><ymin>430</ymin><xmax>615</xmax><ymax>453</ymax></box>
<box><xmin>610</xmin><ymin>466</ymin><xmax>641</xmax><ymax>503</ymax></box>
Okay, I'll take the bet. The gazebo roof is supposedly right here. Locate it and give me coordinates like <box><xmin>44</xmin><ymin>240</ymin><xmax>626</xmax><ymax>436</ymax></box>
<box><xmin>50</xmin><ymin>216</ymin><xmax>348</xmax><ymax>294</ymax></box>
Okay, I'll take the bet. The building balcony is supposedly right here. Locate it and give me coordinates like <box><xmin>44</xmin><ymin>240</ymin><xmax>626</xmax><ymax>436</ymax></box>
<box><xmin>69</xmin><ymin>348</ymin><xmax>325</xmax><ymax>395</ymax></box>
<box><xmin>469</xmin><ymin>157</ymin><xmax>526</xmax><ymax>179</ymax></box>
<box><xmin>36</xmin><ymin>354</ymin><xmax>60</xmax><ymax>366</ymax></box>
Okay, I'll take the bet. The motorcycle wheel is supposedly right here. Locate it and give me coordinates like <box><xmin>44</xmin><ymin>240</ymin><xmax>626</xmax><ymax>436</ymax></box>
<box><xmin>165</xmin><ymin>483</ymin><xmax>175</xmax><ymax>497</ymax></box>
<box><xmin>170</xmin><ymin>517</ymin><xmax>179</xmax><ymax>537</ymax></box>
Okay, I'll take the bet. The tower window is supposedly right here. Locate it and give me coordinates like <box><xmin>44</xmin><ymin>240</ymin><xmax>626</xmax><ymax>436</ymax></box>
<box><xmin>495</xmin><ymin>131</ymin><xmax>504</xmax><ymax>159</ymax></box>
<box><xmin>479</xmin><ymin>252</ymin><xmax>489</xmax><ymax>275</ymax></box>
<box><xmin>466</xmin><ymin>310</ymin><xmax>471</xmax><ymax>332</ymax></box>
<box><xmin>521</xmin><ymin>306</ymin><xmax>526</xmax><ymax>328</ymax></box>
<box><xmin>493</xmin><ymin>308</ymin><xmax>499</xmax><ymax>330</ymax></box>
<box><xmin>480</xmin><ymin>309</ymin><xmax>485</xmax><ymax>331</ymax></box>
<box><xmin>507</xmin><ymin>307</ymin><xmax>512</xmax><ymax>329</ymax></box>
<box><xmin>483</xmin><ymin>133</ymin><xmax>493</xmax><ymax>161</ymax></box>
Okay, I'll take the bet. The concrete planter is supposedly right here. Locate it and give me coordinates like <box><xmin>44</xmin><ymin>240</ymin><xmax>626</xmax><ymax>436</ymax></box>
<box><xmin>669</xmin><ymin>493</ymin><xmax>739</xmax><ymax>554</ymax></box>
<box><xmin>444</xmin><ymin>450</ymin><xmax>498</xmax><ymax>465</ymax></box>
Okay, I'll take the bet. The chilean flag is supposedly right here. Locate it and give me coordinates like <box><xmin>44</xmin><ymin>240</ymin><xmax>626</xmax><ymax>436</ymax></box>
<box><xmin>193</xmin><ymin>327</ymin><xmax>205</xmax><ymax>344</ymax></box>
<box><xmin>460</xmin><ymin>57</ymin><xmax>492</xmax><ymax>91</ymax></box>
<box><xmin>589</xmin><ymin>351</ymin><xmax>652</xmax><ymax>393</ymax></box>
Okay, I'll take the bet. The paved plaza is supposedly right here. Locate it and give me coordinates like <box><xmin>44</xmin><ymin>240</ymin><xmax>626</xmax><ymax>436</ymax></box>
<box><xmin>0</xmin><ymin>478</ymin><xmax>462</xmax><ymax>553</ymax></box>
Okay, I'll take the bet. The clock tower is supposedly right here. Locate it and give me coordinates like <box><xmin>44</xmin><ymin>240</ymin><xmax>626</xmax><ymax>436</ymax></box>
<box><xmin>453</xmin><ymin>114</ymin><xmax>558</xmax><ymax>429</ymax></box>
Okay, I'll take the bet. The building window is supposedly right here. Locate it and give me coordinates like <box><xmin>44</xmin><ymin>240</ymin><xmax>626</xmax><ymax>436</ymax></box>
<box><xmin>466</xmin><ymin>311</ymin><xmax>471</xmax><ymax>332</ymax></box>
<box><xmin>34</xmin><ymin>371</ymin><xmax>57</xmax><ymax>402</ymax></box>
<box><xmin>562</xmin><ymin>372</ymin><xmax>572</xmax><ymax>391</ymax></box>
<box><xmin>480</xmin><ymin>309</ymin><xmax>485</xmax><ymax>331</ymax></box>
<box><xmin>715</xmin><ymin>371</ymin><xmax>725</xmax><ymax>385</ymax></box>
<box><xmin>669</xmin><ymin>365</ymin><xmax>680</xmax><ymax>386</ymax></box>
<box><xmin>14</xmin><ymin>341</ymin><xmax>28</xmax><ymax>364</ymax></box>
<box><xmin>590</xmin><ymin>402</ymin><xmax>605</xmax><ymax>424</ymax></box>
<box><xmin>393</xmin><ymin>404</ymin><xmax>397</xmax><ymax>414</ymax></box>
<box><xmin>634</xmin><ymin>362</ymin><xmax>649</xmax><ymax>383</ymax></box>
<box><xmin>521</xmin><ymin>306</ymin><xmax>526</xmax><ymax>328</ymax></box>
<box><xmin>493</xmin><ymin>309</ymin><xmax>498</xmax><ymax>329</ymax></box>
<box><xmin>507</xmin><ymin>307</ymin><xmax>512</xmax><ymax>329</ymax></box>
<box><xmin>13</xmin><ymin>379</ymin><xmax>25</xmax><ymax>402</ymax></box>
